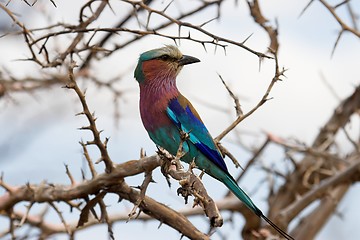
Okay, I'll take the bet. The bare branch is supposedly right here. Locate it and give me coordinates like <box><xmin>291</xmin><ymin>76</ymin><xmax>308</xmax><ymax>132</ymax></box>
<box><xmin>216</xmin><ymin>51</ymin><xmax>285</xmax><ymax>141</ymax></box>
<box><xmin>65</xmin><ymin>61</ymin><xmax>114</xmax><ymax>173</ymax></box>
<box><xmin>281</xmin><ymin>158</ymin><xmax>360</xmax><ymax>223</ymax></box>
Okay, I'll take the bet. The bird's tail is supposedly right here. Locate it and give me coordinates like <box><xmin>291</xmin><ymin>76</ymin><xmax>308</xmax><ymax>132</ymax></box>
<box><xmin>223</xmin><ymin>174</ymin><xmax>294</xmax><ymax>240</ymax></box>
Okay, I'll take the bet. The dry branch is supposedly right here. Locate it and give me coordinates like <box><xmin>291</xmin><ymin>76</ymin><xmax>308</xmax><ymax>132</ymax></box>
<box><xmin>268</xmin><ymin>85</ymin><xmax>360</xmax><ymax>237</ymax></box>
<box><xmin>158</xmin><ymin>143</ymin><xmax>223</xmax><ymax>228</ymax></box>
<box><xmin>65</xmin><ymin>61</ymin><xmax>114</xmax><ymax>173</ymax></box>
<box><xmin>215</xmin><ymin>50</ymin><xmax>285</xmax><ymax>141</ymax></box>
<box><xmin>0</xmin><ymin>155</ymin><xmax>161</xmax><ymax>211</ymax></box>
<box><xmin>1</xmin><ymin>0</ymin><xmax>360</xmax><ymax>239</ymax></box>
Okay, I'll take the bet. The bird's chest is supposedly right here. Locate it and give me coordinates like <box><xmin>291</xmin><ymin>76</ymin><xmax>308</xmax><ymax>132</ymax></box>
<box><xmin>139</xmin><ymin>94</ymin><xmax>173</xmax><ymax>132</ymax></box>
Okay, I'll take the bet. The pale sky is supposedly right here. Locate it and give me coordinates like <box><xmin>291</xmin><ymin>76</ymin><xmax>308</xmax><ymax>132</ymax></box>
<box><xmin>0</xmin><ymin>0</ymin><xmax>359</xmax><ymax>239</ymax></box>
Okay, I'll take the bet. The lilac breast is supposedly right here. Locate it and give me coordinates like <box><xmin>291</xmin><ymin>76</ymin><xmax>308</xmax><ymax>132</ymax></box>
<box><xmin>139</xmin><ymin>81</ymin><xmax>178</xmax><ymax>132</ymax></box>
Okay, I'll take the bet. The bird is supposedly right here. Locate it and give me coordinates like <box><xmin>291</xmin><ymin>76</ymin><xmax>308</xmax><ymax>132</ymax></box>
<box><xmin>134</xmin><ymin>45</ymin><xmax>293</xmax><ymax>240</ymax></box>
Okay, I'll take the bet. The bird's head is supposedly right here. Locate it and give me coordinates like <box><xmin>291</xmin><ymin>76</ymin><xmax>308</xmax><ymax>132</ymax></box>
<box><xmin>134</xmin><ymin>45</ymin><xmax>200</xmax><ymax>84</ymax></box>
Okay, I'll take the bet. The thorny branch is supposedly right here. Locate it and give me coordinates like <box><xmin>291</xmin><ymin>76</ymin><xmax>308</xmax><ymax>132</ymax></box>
<box><xmin>214</xmin><ymin>2</ymin><xmax>284</xmax><ymax>144</ymax></box>
<box><xmin>157</xmin><ymin>143</ymin><xmax>223</xmax><ymax>228</ymax></box>
<box><xmin>65</xmin><ymin>61</ymin><xmax>114</xmax><ymax>173</ymax></box>
<box><xmin>215</xmin><ymin>49</ymin><xmax>285</xmax><ymax>142</ymax></box>
<box><xmin>267</xmin><ymin>85</ymin><xmax>360</xmax><ymax>238</ymax></box>
<box><xmin>302</xmin><ymin>0</ymin><xmax>360</xmax><ymax>56</ymax></box>
<box><xmin>1</xmin><ymin>0</ymin><xmax>360</xmax><ymax>240</ymax></box>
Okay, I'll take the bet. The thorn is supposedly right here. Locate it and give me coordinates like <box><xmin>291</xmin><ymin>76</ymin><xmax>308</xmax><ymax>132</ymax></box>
<box><xmin>331</xmin><ymin>30</ymin><xmax>343</xmax><ymax>58</ymax></box>
<box><xmin>216</xmin><ymin>0</ymin><xmax>221</xmax><ymax>18</ymax></box>
<box><xmin>135</xmin><ymin>209</ymin><xmax>142</xmax><ymax>219</ymax></box>
<box><xmin>81</xmin><ymin>169</ymin><xmax>86</xmax><ymax>180</ymax></box>
<box><xmin>178</xmin><ymin>25</ymin><xmax>181</xmax><ymax>45</ymax></box>
<box><xmin>146</xmin><ymin>12</ymin><xmax>152</xmax><ymax>30</ymax></box>
<box><xmin>163</xmin><ymin>0</ymin><xmax>174</xmax><ymax>12</ymax></box>
<box><xmin>241</xmin><ymin>33</ymin><xmax>253</xmax><ymax>44</ymax></box>
<box><xmin>79</xmin><ymin>126</ymin><xmax>91</xmax><ymax>130</ymax></box>
<box><xmin>165</xmin><ymin>177</ymin><xmax>171</xmax><ymax>188</ymax></box>
<box><xmin>62</xmin><ymin>84</ymin><xmax>73</xmax><ymax>89</ymax></box>
<box><xmin>140</xmin><ymin>148</ymin><xmax>146</xmax><ymax>158</ymax></box>
<box><xmin>106</xmin><ymin>0</ymin><xmax>115</xmax><ymax>15</ymax></box>
<box><xmin>157</xmin><ymin>221</ymin><xmax>163</xmax><ymax>229</ymax></box>
<box><xmin>222</xmin><ymin>46</ymin><xmax>227</xmax><ymax>56</ymax></box>
<box><xmin>189</xmin><ymin>159</ymin><xmax>197</xmax><ymax>172</ymax></box>
<box><xmin>258</xmin><ymin>57</ymin><xmax>262</xmax><ymax>72</ymax></box>
<box><xmin>201</xmin><ymin>42</ymin><xmax>207</xmax><ymax>52</ymax></box>
<box><xmin>298</xmin><ymin>0</ymin><xmax>315</xmax><ymax>19</ymax></box>
<box><xmin>199</xmin><ymin>170</ymin><xmax>205</xmax><ymax>179</ymax></box>
<box><xmin>200</xmin><ymin>17</ymin><xmax>217</xmax><ymax>27</ymax></box>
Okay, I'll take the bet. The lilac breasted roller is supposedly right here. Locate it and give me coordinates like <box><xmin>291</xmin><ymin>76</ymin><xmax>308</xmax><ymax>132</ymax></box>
<box><xmin>134</xmin><ymin>45</ymin><xmax>293</xmax><ymax>240</ymax></box>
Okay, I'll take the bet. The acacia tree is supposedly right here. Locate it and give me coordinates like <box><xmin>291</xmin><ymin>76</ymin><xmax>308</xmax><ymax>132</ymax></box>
<box><xmin>0</xmin><ymin>0</ymin><xmax>359</xmax><ymax>239</ymax></box>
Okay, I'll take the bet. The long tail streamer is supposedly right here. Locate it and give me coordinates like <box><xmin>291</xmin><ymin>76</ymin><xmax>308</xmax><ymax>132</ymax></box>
<box><xmin>261</xmin><ymin>214</ymin><xmax>294</xmax><ymax>240</ymax></box>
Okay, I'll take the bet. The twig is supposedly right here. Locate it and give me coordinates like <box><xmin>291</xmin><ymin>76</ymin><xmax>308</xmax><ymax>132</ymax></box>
<box><xmin>247</xmin><ymin>0</ymin><xmax>279</xmax><ymax>52</ymax></box>
<box><xmin>65</xmin><ymin>164</ymin><xmax>76</xmax><ymax>186</ymax></box>
<box><xmin>49</xmin><ymin>202</ymin><xmax>71</xmax><ymax>235</ymax></box>
<box><xmin>281</xmin><ymin>159</ymin><xmax>360</xmax><ymax>223</ymax></box>
<box><xmin>127</xmin><ymin>171</ymin><xmax>154</xmax><ymax>221</ymax></box>
<box><xmin>216</xmin><ymin>142</ymin><xmax>243</xmax><ymax>170</ymax></box>
<box><xmin>77</xmin><ymin>191</ymin><xmax>106</xmax><ymax>228</ymax></box>
<box><xmin>17</xmin><ymin>202</ymin><xmax>34</xmax><ymax>227</ymax></box>
<box><xmin>216</xmin><ymin>50</ymin><xmax>285</xmax><ymax>141</ymax></box>
<box><xmin>218</xmin><ymin>74</ymin><xmax>243</xmax><ymax>117</ymax></box>
<box><xmin>133</xmin><ymin>1</ymin><xmax>272</xmax><ymax>59</ymax></box>
<box><xmin>317</xmin><ymin>0</ymin><xmax>360</xmax><ymax>56</ymax></box>
<box><xmin>157</xmin><ymin>147</ymin><xmax>223</xmax><ymax>228</ymax></box>
<box><xmin>80</xmin><ymin>141</ymin><xmax>98</xmax><ymax>178</ymax></box>
<box><xmin>65</xmin><ymin>61</ymin><xmax>114</xmax><ymax>173</ymax></box>
<box><xmin>342</xmin><ymin>126</ymin><xmax>360</xmax><ymax>152</ymax></box>
<box><xmin>234</xmin><ymin>137</ymin><xmax>270</xmax><ymax>183</ymax></box>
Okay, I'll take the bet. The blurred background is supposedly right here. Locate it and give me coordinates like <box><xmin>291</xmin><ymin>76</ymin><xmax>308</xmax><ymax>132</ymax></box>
<box><xmin>0</xmin><ymin>0</ymin><xmax>359</xmax><ymax>239</ymax></box>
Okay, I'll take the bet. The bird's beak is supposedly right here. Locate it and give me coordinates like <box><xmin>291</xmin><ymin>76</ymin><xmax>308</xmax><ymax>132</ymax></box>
<box><xmin>178</xmin><ymin>55</ymin><xmax>200</xmax><ymax>66</ymax></box>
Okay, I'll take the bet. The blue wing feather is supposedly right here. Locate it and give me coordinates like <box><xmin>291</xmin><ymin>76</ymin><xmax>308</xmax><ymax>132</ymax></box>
<box><xmin>167</xmin><ymin>97</ymin><xmax>229</xmax><ymax>173</ymax></box>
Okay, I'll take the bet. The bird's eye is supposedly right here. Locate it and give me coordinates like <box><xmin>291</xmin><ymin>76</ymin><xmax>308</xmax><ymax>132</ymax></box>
<box><xmin>160</xmin><ymin>55</ymin><xmax>171</xmax><ymax>61</ymax></box>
